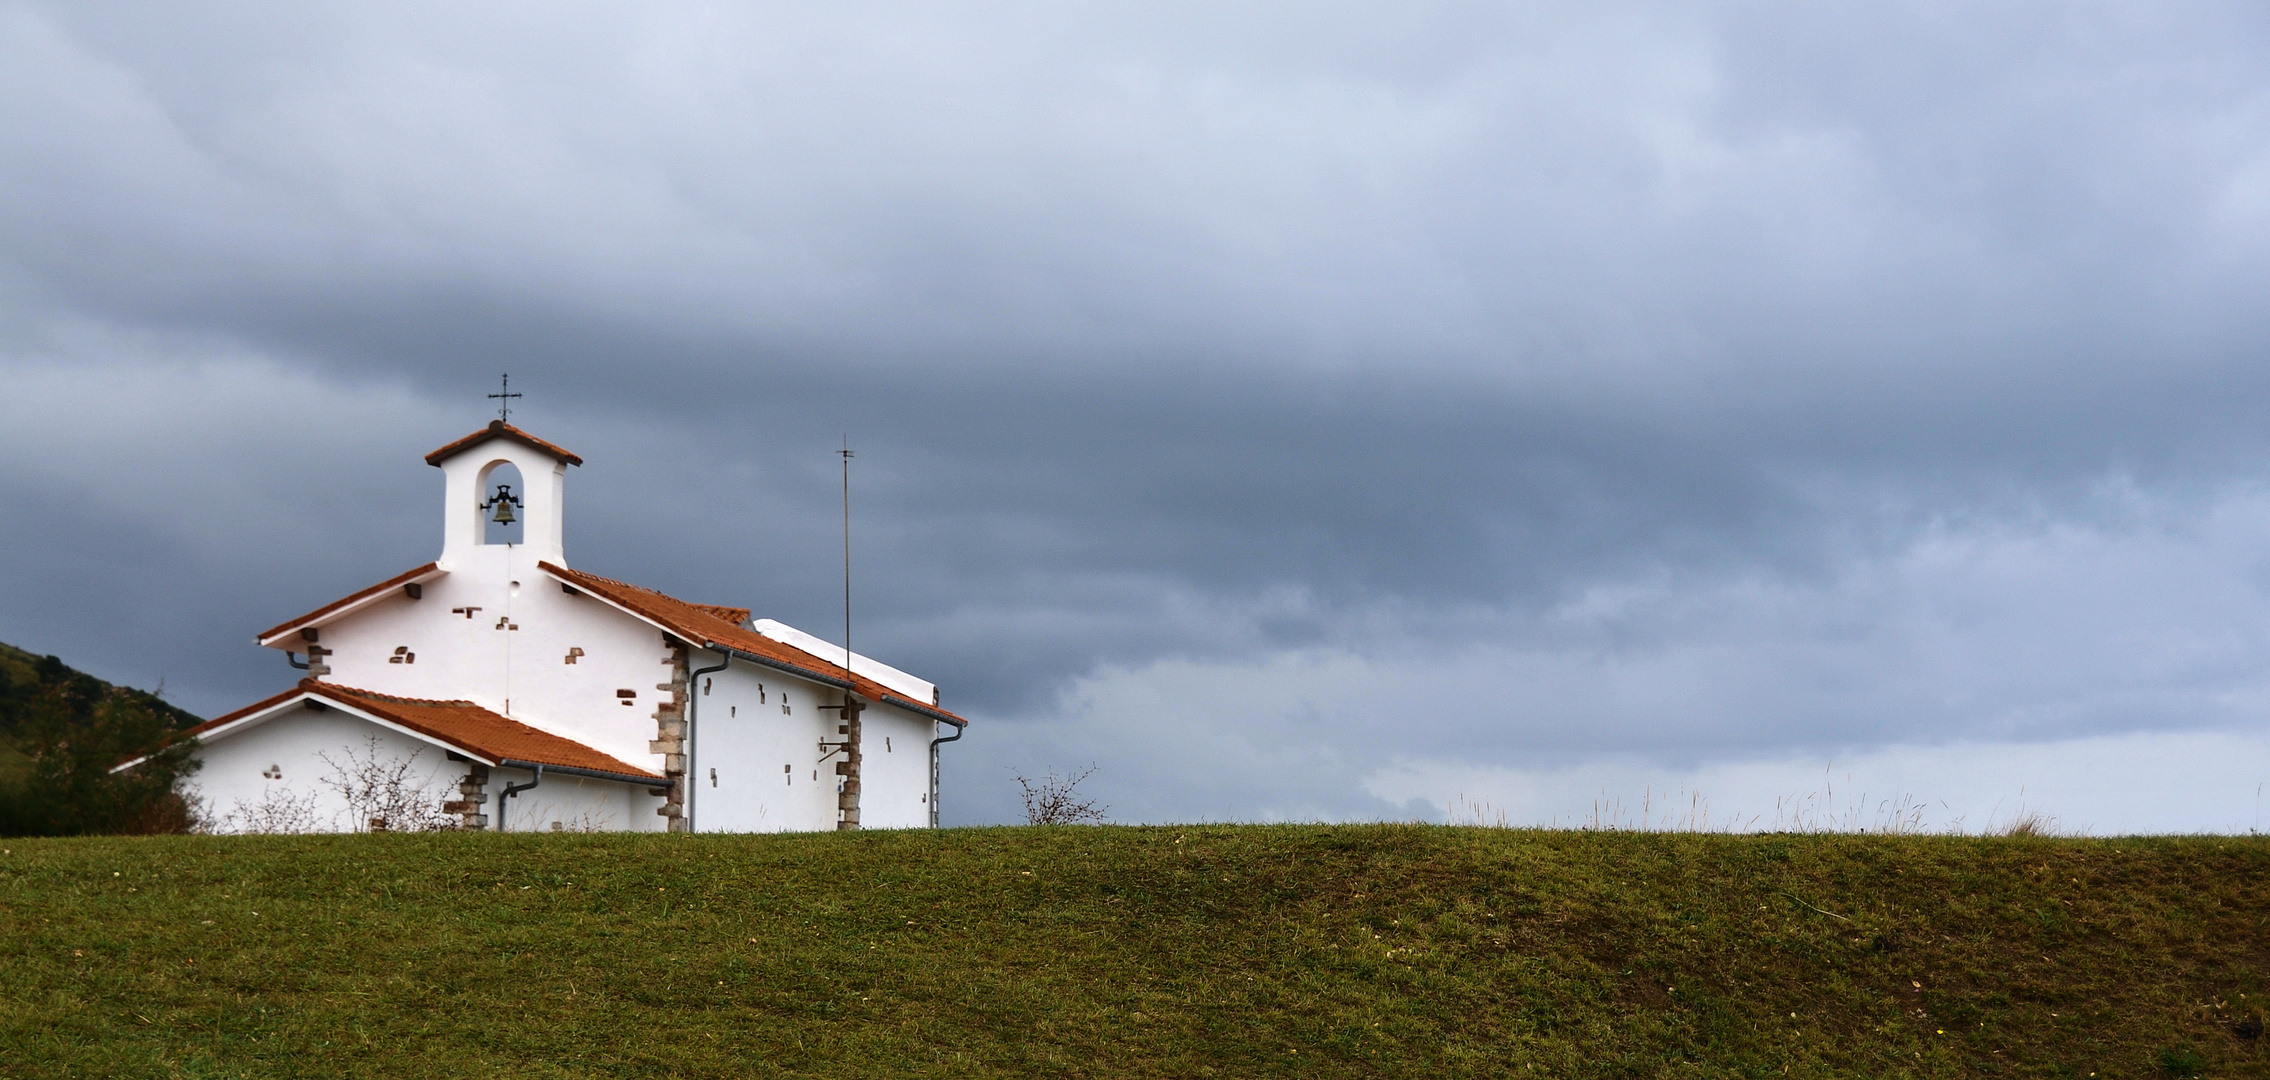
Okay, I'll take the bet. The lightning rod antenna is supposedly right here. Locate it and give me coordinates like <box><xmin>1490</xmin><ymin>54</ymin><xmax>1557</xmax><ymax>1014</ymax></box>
<box><xmin>841</xmin><ymin>437</ymin><xmax>854</xmax><ymax>678</ymax></box>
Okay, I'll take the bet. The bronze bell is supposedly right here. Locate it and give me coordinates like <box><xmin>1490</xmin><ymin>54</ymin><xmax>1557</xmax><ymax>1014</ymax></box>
<box><xmin>486</xmin><ymin>484</ymin><xmax>519</xmax><ymax>524</ymax></box>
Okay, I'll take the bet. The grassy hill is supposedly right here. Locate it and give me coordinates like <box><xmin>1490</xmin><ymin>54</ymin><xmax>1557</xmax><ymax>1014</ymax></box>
<box><xmin>1</xmin><ymin>826</ymin><xmax>2264</xmax><ymax>1078</ymax></box>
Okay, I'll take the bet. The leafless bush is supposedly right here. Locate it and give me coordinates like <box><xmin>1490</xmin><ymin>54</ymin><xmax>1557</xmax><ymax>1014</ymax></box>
<box><xmin>317</xmin><ymin>737</ymin><xmax>457</xmax><ymax>832</ymax></box>
<box><xmin>1015</xmin><ymin>765</ymin><xmax>1107</xmax><ymax>825</ymax></box>
<box><xmin>221</xmin><ymin>786</ymin><xmax>325</xmax><ymax>834</ymax></box>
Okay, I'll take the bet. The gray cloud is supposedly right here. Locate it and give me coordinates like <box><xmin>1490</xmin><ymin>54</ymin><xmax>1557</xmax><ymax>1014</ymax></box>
<box><xmin>4</xmin><ymin>3</ymin><xmax>2270</xmax><ymax>827</ymax></box>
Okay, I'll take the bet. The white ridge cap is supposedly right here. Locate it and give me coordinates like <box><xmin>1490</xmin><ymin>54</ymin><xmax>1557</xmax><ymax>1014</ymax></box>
<box><xmin>748</xmin><ymin>618</ymin><xmax>936</xmax><ymax>705</ymax></box>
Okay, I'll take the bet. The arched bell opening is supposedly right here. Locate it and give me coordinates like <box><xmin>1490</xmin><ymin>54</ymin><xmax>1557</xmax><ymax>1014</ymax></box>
<box><xmin>477</xmin><ymin>460</ymin><xmax>526</xmax><ymax>546</ymax></box>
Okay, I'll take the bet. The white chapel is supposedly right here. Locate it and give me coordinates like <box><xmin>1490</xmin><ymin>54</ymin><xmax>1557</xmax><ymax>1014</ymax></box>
<box><xmin>162</xmin><ymin>419</ymin><xmax>967</xmax><ymax>833</ymax></box>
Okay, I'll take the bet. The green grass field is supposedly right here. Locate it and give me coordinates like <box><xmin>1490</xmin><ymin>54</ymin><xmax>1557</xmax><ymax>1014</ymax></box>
<box><xmin>1</xmin><ymin>825</ymin><xmax>2264</xmax><ymax>1078</ymax></box>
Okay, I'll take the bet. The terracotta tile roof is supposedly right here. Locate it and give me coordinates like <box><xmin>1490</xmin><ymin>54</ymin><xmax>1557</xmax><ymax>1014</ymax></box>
<box><xmin>692</xmin><ymin>604</ymin><xmax>751</xmax><ymax>625</ymax></box>
<box><xmin>182</xmin><ymin>680</ymin><xmax>661</xmax><ymax>782</ymax></box>
<box><xmin>255</xmin><ymin>563</ymin><xmax>444</xmax><ymax>645</ymax></box>
<box><xmin>540</xmin><ymin>561</ymin><xmax>968</xmax><ymax>727</ymax></box>
<box><xmin>424</xmin><ymin>421</ymin><xmax>584</xmax><ymax>467</ymax></box>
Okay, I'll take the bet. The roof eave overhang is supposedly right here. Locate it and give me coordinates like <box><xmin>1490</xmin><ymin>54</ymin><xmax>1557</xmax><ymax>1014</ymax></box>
<box><xmin>256</xmin><ymin>565</ymin><xmax>448</xmax><ymax>647</ymax></box>
<box><xmin>880</xmin><ymin>693</ymin><xmax>969</xmax><ymax>728</ymax></box>
<box><xmin>425</xmin><ymin>422</ymin><xmax>584</xmax><ymax>467</ymax></box>
<box><xmin>496</xmin><ymin>759</ymin><xmax>671</xmax><ymax>789</ymax></box>
<box><xmin>112</xmin><ymin>687</ymin><xmax>502</xmax><ymax>774</ymax></box>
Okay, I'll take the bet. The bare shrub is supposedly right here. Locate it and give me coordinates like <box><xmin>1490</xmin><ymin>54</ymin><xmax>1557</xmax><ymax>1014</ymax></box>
<box><xmin>317</xmin><ymin>737</ymin><xmax>456</xmax><ymax>832</ymax></box>
<box><xmin>222</xmin><ymin>785</ymin><xmax>326</xmax><ymax>834</ymax></box>
<box><xmin>1015</xmin><ymin>765</ymin><xmax>1107</xmax><ymax>825</ymax></box>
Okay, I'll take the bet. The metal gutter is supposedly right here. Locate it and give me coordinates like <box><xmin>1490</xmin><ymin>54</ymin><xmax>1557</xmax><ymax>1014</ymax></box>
<box><xmin>881</xmin><ymin>693</ymin><xmax>967</xmax><ymax>728</ymax></box>
<box><xmin>496</xmin><ymin>759</ymin><xmax>670</xmax><ymax>792</ymax></box>
<box><xmin>704</xmin><ymin>641</ymin><xmax>854</xmax><ymax>690</ymax></box>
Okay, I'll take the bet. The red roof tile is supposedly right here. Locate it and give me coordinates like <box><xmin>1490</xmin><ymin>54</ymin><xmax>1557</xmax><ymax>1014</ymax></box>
<box><xmin>425</xmin><ymin>421</ymin><xmax>584</xmax><ymax>467</ymax></box>
<box><xmin>183</xmin><ymin>681</ymin><xmax>660</xmax><ymax>782</ymax></box>
<box><xmin>540</xmin><ymin>561</ymin><xmax>967</xmax><ymax>727</ymax></box>
<box><xmin>691</xmin><ymin>604</ymin><xmax>751</xmax><ymax>625</ymax></box>
<box><xmin>255</xmin><ymin>563</ymin><xmax>443</xmax><ymax>645</ymax></box>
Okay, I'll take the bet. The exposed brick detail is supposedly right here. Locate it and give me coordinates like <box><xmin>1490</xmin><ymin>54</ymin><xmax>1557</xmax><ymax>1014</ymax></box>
<box><xmin>837</xmin><ymin>694</ymin><xmax>863</xmax><ymax>831</ymax></box>
<box><xmin>451</xmin><ymin>763</ymin><xmax>491</xmax><ymax>830</ymax></box>
<box><xmin>654</xmin><ymin>640</ymin><xmax>690</xmax><ymax>831</ymax></box>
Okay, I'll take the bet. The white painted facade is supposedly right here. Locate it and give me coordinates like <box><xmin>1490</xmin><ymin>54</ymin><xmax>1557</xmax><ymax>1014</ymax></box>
<box><xmin>686</xmin><ymin>666</ymin><xmax>940</xmax><ymax>831</ymax></box>
<box><xmin>172</xmin><ymin>422</ymin><xmax>966</xmax><ymax>834</ymax></box>
<box><xmin>196</xmin><ymin>704</ymin><xmax>454</xmax><ymax>833</ymax></box>
<box><xmin>193</xmin><ymin>700</ymin><xmax>648</xmax><ymax>834</ymax></box>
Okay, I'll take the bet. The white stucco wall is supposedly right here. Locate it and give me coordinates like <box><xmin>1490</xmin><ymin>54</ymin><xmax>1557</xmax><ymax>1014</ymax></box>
<box><xmin>857</xmin><ymin>702</ymin><xmax>940</xmax><ymax>830</ymax></box>
<box><xmin>188</xmin><ymin>700</ymin><xmax>668</xmax><ymax>834</ymax></box>
<box><xmin>490</xmin><ymin>764</ymin><xmax>661</xmax><ymax>833</ymax></box>
<box><xmin>684</xmin><ymin>660</ymin><xmax>837</xmax><ymax>832</ymax></box>
<box><xmin>682</xmin><ymin>661</ymin><xmax>945</xmax><ymax>832</ymax></box>
<box><xmin>191</xmin><ymin>705</ymin><xmax>465</xmax><ymax>833</ymax></box>
<box><xmin>302</xmin><ymin>551</ymin><xmax>674</xmax><ymax>776</ymax></box>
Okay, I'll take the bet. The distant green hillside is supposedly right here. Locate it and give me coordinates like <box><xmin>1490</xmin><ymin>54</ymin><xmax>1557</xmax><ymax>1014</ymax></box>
<box><xmin>1</xmin><ymin>826</ymin><xmax>2263</xmax><ymax>1077</ymax></box>
<box><xmin>0</xmin><ymin>641</ymin><xmax>203</xmax><ymax>786</ymax></box>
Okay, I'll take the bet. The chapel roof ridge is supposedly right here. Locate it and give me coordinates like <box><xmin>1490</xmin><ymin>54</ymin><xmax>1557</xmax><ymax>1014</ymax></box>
<box><xmin>424</xmin><ymin>420</ymin><xmax>583</xmax><ymax>467</ymax></box>
<box><xmin>254</xmin><ymin>563</ymin><xmax>444</xmax><ymax>645</ymax></box>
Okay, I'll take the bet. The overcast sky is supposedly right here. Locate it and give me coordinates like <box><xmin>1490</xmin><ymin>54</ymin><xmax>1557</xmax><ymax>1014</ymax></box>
<box><xmin>5</xmin><ymin>3</ymin><xmax>2270</xmax><ymax>832</ymax></box>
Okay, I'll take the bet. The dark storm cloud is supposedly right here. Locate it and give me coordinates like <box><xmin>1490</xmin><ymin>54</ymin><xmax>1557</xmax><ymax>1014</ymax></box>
<box><xmin>5</xmin><ymin>3</ymin><xmax>2270</xmax><ymax>825</ymax></box>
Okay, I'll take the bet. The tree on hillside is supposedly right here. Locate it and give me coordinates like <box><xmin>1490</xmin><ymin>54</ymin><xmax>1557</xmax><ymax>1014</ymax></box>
<box><xmin>0</xmin><ymin>646</ymin><xmax>203</xmax><ymax>735</ymax></box>
<box><xmin>0</xmin><ymin>683</ymin><xmax>201</xmax><ymax>837</ymax></box>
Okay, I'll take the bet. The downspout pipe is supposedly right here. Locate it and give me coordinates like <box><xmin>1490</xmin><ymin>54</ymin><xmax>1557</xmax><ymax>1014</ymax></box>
<box><xmin>498</xmin><ymin>764</ymin><xmax>543</xmax><ymax>833</ymax></box>
<box><xmin>928</xmin><ymin>719</ymin><xmax>966</xmax><ymax>829</ymax></box>
<box><xmin>684</xmin><ymin>650</ymin><xmax>730</xmax><ymax>833</ymax></box>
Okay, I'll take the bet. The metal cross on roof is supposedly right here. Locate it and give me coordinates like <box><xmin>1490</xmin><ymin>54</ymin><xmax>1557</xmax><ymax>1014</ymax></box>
<box><xmin>488</xmin><ymin>373</ymin><xmax>522</xmax><ymax>423</ymax></box>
